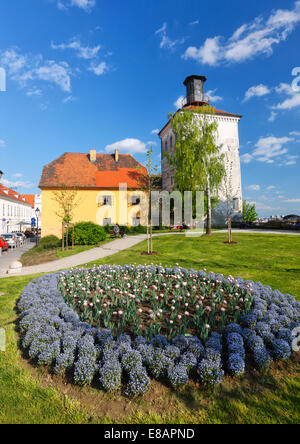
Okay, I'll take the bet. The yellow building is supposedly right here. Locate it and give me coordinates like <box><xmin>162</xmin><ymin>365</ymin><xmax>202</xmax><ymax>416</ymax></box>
<box><xmin>39</xmin><ymin>149</ymin><xmax>148</xmax><ymax>238</ymax></box>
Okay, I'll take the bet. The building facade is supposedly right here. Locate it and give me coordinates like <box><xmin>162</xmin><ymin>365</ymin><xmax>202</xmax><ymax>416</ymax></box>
<box><xmin>159</xmin><ymin>75</ymin><xmax>243</xmax><ymax>226</ymax></box>
<box><xmin>0</xmin><ymin>174</ymin><xmax>33</xmax><ymax>233</ymax></box>
<box><xmin>39</xmin><ymin>150</ymin><xmax>148</xmax><ymax>238</ymax></box>
<box><xmin>21</xmin><ymin>194</ymin><xmax>42</xmax><ymax>227</ymax></box>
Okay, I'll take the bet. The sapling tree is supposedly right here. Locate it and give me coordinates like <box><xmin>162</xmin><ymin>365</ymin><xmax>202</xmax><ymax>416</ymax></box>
<box><xmin>137</xmin><ymin>146</ymin><xmax>159</xmax><ymax>254</ymax></box>
<box><xmin>51</xmin><ymin>184</ymin><xmax>81</xmax><ymax>249</ymax></box>
<box><xmin>222</xmin><ymin>157</ymin><xmax>237</xmax><ymax>243</ymax></box>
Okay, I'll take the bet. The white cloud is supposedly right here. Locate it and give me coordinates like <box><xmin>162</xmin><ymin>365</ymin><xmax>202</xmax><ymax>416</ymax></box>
<box><xmin>266</xmin><ymin>185</ymin><xmax>276</xmax><ymax>190</ymax></box>
<box><xmin>0</xmin><ymin>139</ymin><xmax>6</xmax><ymax>148</ymax></box>
<box><xmin>26</xmin><ymin>88</ymin><xmax>42</xmax><ymax>96</ymax></box>
<box><xmin>290</xmin><ymin>131</ymin><xmax>300</xmax><ymax>136</ymax></box>
<box><xmin>62</xmin><ymin>95</ymin><xmax>76</xmax><ymax>104</ymax></box>
<box><xmin>253</xmin><ymin>136</ymin><xmax>293</xmax><ymax>163</ymax></box>
<box><xmin>189</xmin><ymin>20</ymin><xmax>199</xmax><ymax>26</ymax></box>
<box><xmin>242</xmin><ymin>135</ymin><xmax>297</xmax><ymax>165</ymax></box>
<box><xmin>151</xmin><ymin>129</ymin><xmax>159</xmax><ymax>135</ymax></box>
<box><xmin>243</xmin><ymin>84</ymin><xmax>271</xmax><ymax>102</ymax></box>
<box><xmin>0</xmin><ymin>48</ymin><xmax>72</xmax><ymax>93</ymax></box>
<box><xmin>206</xmin><ymin>89</ymin><xmax>223</xmax><ymax>102</ymax></box>
<box><xmin>275</xmin><ymin>93</ymin><xmax>300</xmax><ymax>110</ymax></box>
<box><xmin>105</xmin><ymin>138</ymin><xmax>147</xmax><ymax>154</ymax></box>
<box><xmin>51</xmin><ymin>39</ymin><xmax>101</xmax><ymax>59</ymax></box>
<box><xmin>247</xmin><ymin>184</ymin><xmax>261</xmax><ymax>191</ymax></box>
<box><xmin>58</xmin><ymin>0</ymin><xmax>96</xmax><ymax>12</ymax></box>
<box><xmin>279</xmin><ymin>154</ymin><xmax>299</xmax><ymax>166</ymax></box>
<box><xmin>272</xmin><ymin>81</ymin><xmax>300</xmax><ymax>110</ymax></box>
<box><xmin>240</xmin><ymin>153</ymin><xmax>253</xmax><ymax>164</ymax></box>
<box><xmin>35</xmin><ymin>61</ymin><xmax>71</xmax><ymax>92</ymax></box>
<box><xmin>183</xmin><ymin>2</ymin><xmax>300</xmax><ymax>65</ymax></box>
<box><xmin>268</xmin><ymin>111</ymin><xmax>277</xmax><ymax>122</ymax></box>
<box><xmin>146</xmin><ymin>140</ymin><xmax>157</xmax><ymax>146</ymax></box>
<box><xmin>12</xmin><ymin>173</ymin><xmax>22</xmax><ymax>178</ymax></box>
<box><xmin>174</xmin><ymin>95</ymin><xmax>187</xmax><ymax>109</ymax></box>
<box><xmin>2</xmin><ymin>178</ymin><xmax>35</xmax><ymax>189</ymax></box>
<box><xmin>183</xmin><ymin>37</ymin><xmax>220</xmax><ymax>65</ymax></box>
<box><xmin>88</xmin><ymin>61</ymin><xmax>108</xmax><ymax>76</ymax></box>
<box><xmin>283</xmin><ymin>198</ymin><xmax>300</xmax><ymax>202</ymax></box>
<box><xmin>155</xmin><ymin>23</ymin><xmax>185</xmax><ymax>51</ymax></box>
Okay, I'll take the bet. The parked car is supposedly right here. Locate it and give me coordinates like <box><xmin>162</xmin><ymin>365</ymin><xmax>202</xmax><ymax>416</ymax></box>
<box><xmin>2</xmin><ymin>234</ymin><xmax>17</xmax><ymax>248</ymax></box>
<box><xmin>0</xmin><ymin>236</ymin><xmax>9</xmax><ymax>252</ymax></box>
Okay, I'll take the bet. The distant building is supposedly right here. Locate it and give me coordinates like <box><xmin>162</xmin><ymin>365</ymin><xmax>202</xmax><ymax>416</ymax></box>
<box><xmin>21</xmin><ymin>194</ymin><xmax>42</xmax><ymax>226</ymax></box>
<box><xmin>159</xmin><ymin>75</ymin><xmax>243</xmax><ymax>226</ymax></box>
<box><xmin>0</xmin><ymin>172</ymin><xmax>32</xmax><ymax>233</ymax></box>
<box><xmin>283</xmin><ymin>214</ymin><xmax>300</xmax><ymax>223</ymax></box>
<box><xmin>39</xmin><ymin>149</ymin><xmax>148</xmax><ymax>238</ymax></box>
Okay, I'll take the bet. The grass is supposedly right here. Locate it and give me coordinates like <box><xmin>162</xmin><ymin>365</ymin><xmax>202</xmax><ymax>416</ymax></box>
<box><xmin>0</xmin><ymin>232</ymin><xmax>299</xmax><ymax>424</ymax></box>
<box><xmin>20</xmin><ymin>241</ymin><xmax>111</xmax><ymax>267</ymax></box>
<box><xmin>85</xmin><ymin>232</ymin><xmax>300</xmax><ymax>299</ymax></box>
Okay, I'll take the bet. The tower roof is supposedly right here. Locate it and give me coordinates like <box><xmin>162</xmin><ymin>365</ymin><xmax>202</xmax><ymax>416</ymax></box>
<box><xmin>183</xmin><ymin>75</ymin><xmax>207</xmax><ymax>86</ymax></box>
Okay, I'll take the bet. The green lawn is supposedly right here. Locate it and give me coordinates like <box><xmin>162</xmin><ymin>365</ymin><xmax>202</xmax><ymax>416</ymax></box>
<box><xmin>0</xmin><ymin>233</ymin><xmax>299</xmax><ymax>424</ymax></box>
<box><xmin>86</xmin><ymin>233</ymin><xmax>300</xmax><ymax>299</ymax></box>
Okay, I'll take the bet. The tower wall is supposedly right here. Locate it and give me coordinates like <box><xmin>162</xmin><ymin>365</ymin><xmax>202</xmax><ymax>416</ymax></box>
<box><xmin>160</xmin><ymin>114</ymin><xmax>243</xmax><ymax>227</ymax></box>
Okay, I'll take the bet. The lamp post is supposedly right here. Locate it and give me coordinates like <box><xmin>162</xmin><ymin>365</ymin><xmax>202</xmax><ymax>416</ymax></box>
<box><xmin>35</xmin><ymin>207</ymin><xmax>41</xmax><ymax>245</ymax></box>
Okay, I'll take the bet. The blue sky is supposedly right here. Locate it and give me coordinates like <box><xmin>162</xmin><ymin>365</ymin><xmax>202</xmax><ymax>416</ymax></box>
<box><xmin>0</xmin><ymin>0</ymin><xmax>300</xmax><ymax>217</ymax></box>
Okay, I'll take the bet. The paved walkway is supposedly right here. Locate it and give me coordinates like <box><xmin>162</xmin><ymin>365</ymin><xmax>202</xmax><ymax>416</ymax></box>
<box><xmin>0</xmin><ymin>241</ymin><xmax>35</xmax><ymax>275</ymax></box>
<box><xmin>0</xmin><ymin>229</ymin><xmax>298</xmax><ymax>278</ymax></box>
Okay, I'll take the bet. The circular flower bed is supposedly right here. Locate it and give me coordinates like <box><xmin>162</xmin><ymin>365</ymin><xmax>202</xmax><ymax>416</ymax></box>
<box><xmin>17</xmin><ymin>266</ymin><xmax>300</xmax><ymax>397</ymax></box>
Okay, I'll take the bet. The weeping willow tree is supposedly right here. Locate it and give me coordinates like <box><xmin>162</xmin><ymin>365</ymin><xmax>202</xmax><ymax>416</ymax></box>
<box><xmin>165</xmin><ymin>105</ymin><xmax>225</xmax><ymax>235</ymax></box>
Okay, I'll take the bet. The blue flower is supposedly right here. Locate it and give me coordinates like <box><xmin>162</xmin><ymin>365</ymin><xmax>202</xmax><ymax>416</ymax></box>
<box><xmin>271</xmin><ymin>339</ymin><xmax>291</xmax><ymax>361</ymax></box>
<box><xmin>168</xmin><ymin>364</ymin><xmax>189</xmax><ymax>389</ymax></box>
<box><xmin>253</xmin><ymin>347</ymin><xmax>272</xmax><ymax>372</ymax></box>
<box><xmin>99</xmin><ymin>360</ymin><xmax>122</xmax><ymax>392</ymax></box>
<box><xmin>227</xmin><ymin>353</ymin><xmax>245</xmax><ymax>377</ymax></box>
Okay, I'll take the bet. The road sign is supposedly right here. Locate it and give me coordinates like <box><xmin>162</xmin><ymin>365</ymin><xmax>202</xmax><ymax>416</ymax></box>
<box><xmin>31</xmin><ymin>217</ymin><xmax>36</xmax><ymax>227</ymax></box>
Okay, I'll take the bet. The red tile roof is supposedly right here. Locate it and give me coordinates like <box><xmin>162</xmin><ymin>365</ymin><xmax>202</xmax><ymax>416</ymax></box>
<box><xmin>39</xmin><ymin>153</ymin><xmax>148</xmax><ymax>189</ymax></box>
<box><xmin>0</xmin><ymin>185</ymin><xmax>32</xmax><ymax>206</ymax></box>
<box><xmin>21</xmin><ymin>194</ymin><xmax>35</xmax><ymax>208</ymax></box>
<box><xmin>158</xmin><ymin>104</ymin><xmax>242</xmax><ymax>136</ymax></box>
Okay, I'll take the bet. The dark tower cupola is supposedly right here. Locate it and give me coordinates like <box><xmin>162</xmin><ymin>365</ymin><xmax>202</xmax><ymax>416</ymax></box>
<box><xmin>183</xmin><ymin>75</ymin><xmax>209</xmax><ymax>106</ymax></box>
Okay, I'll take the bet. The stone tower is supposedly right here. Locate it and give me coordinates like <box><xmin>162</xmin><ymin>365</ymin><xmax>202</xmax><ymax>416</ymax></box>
<box><xmin>159</xmin><ymin>75</ymin><xmax>243</xmax><ymax>227</ymax></box>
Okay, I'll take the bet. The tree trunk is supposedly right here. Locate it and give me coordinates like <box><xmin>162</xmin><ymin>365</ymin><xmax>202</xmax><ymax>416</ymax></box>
<box><xmin>228</xmin><ymin>212</ymin><xmax>232</xmax><ymax>243</ymax></box>
<box><xmin>206</xmin><ymin>176</ymin><xmax>212</xmax><ymax>236</ymax></box>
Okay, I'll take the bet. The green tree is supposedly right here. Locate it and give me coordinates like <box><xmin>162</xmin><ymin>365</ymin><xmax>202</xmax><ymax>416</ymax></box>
<box><xmin>166</xmin><ymin>106</ymin><xmax>225</xmax><ymax>235</ymax></box>
<box><xmin>243</xmin><ymin>201</ymin><xmax>258</xmax><ymax>223</ymax></box>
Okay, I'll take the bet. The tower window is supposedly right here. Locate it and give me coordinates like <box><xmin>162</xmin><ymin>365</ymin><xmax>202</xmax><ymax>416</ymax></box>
<box><xmin>165</xmin><ymin>140</ymin><xmax>168</xmax><ymax>152</ymax></box>
<box><xmin>170</xmin><ymin>136</ymin><xmax>173</xmax><ymax>148</ymax></box>
<box><xmin>233</xmin><ymin>198</ymin><xmax>239</xmax><ymax>211</ymax></box>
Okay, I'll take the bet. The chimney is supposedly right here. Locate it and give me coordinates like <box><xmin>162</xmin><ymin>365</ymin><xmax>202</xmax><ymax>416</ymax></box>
<box><xmin>89</xmin><ymin>149</ymin><xmax>97</xmax><ymax>163</ymax></box>
<box><xmin>115</xmin><ymin>149</ymin><xmax>119</xmax><ymax>163</ymax></box>
<box><xmin>0</xmin><ymin>170</ymin><xmax>3</xmax><ymax>182</ymax></box>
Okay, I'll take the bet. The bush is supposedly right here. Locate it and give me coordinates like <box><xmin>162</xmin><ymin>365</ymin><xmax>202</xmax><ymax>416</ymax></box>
<box><xmin>67</xmin><ymin>222</ymin><xmax>107</xmax><ymax>245</ymax></box>
<box><xmin>38</xmin><ymin>235</ymin><xmax>61</xmax><ymax>250</ymax></box>
<box><xmin>132</xmin><ymin>225</ymin><xmax>147</xmax><ymax>234</ymax></box>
